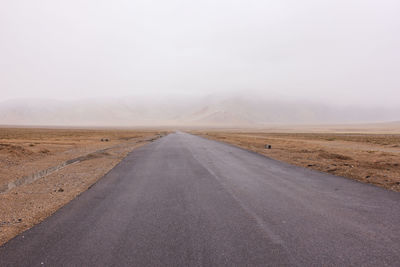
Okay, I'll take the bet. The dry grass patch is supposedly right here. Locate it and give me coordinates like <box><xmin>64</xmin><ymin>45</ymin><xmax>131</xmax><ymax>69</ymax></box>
<box><xmin>193</xmin><ymin>131</ymin><xmax>400</xmax><ymax>192</ymax></box>
<box><xmin>0</xmin><ymin>127</ymin><xmax>167</xmax><ymax>186</ymax></box>
<box><xmin>0</xmin><ymin>127</ymin><xmax>167</xmax><ymax>245</ymax></box>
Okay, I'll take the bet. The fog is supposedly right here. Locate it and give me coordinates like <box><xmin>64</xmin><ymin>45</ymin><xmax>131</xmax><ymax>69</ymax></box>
<box><xmin>1</xmin><ymin>0</ymin><xmax>399</xmax><ymax>126</ymax></box>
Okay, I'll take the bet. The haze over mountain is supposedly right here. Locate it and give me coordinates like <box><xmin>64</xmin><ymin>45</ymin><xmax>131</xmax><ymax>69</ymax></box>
<box><xmin>1</xmin><ymin>0</ymin><xmax>399</xmax><ymax>122</ymax></box>
<box><xmin>1</xmin><ymin>94</ymin><xmax>398</xmax><ymax>127</ymax></box>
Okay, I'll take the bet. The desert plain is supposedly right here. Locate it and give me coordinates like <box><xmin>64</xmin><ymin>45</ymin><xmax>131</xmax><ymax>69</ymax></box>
<box><xmin>0</xmin><ymin>127</ymin><xmax>166</xmax><ymax>245</ymax></box>
<box><xmin>193</xmin><ymin>124</ymin><xmax>400</xmax><ymax>193</ymax></box>
<box><xmin>1</xmin><ymin>124</ymin><xmax>400</xmax><ymax>246</ymax></box>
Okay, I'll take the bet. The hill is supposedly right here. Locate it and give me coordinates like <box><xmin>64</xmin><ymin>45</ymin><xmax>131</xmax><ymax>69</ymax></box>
<box><xmin>0</xmin><ymin>95</ymin><xmax>399</xmax><ymax>127</ymax></box>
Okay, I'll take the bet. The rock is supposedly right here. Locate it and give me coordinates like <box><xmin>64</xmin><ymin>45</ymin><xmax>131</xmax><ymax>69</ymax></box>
<box><xmin>57</xmin><ymin>187</ymin><xmax>64</xmax><ymax>192</ymax></box>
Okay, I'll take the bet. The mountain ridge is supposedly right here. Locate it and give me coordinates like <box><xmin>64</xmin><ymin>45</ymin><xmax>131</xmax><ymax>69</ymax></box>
<box><xmin>0</xmin><ymin>95</ymin><xmax>398</xmax><ymax>127</ymax></box>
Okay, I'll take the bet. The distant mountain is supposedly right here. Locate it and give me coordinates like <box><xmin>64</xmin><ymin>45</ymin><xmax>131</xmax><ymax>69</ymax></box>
<box><xmin>176</xmin><ymin>95</ymin><xmax>400</xmax><ymax>126</ymax></box>
<box><xmin>0</xmin><ymin>95</ymin><xmax>399</xmax><ymax>127</ymax></box>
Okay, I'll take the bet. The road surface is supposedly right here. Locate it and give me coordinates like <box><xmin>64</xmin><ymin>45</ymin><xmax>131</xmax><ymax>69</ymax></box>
<box><xmin>1</xmin><ymin>132</ymin><xmax>400</xmax><ymax>266</ymax></box>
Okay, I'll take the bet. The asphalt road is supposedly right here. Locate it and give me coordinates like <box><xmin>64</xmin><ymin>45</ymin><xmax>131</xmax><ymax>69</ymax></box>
<box><xmin>1</xmin><ymin>132</ymin><xmax>400</xmax><ymax>266</ymax></box>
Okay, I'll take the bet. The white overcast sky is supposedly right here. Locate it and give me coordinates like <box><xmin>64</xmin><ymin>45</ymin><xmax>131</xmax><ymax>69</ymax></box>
<box><xmin>1</xmin><ymin>0</ymin><xmax>399</xmax><ymax>107</ymax></box>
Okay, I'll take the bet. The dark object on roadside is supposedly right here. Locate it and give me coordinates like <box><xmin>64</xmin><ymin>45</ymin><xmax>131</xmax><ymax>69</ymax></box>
<box><xmin>101</xmin><ymin>138</ymin><xmax>110</xmax><ymax>142</ymax></box>
<box><xmin>57</xmin><ymin>188</ymin><xmax>64</xmax><ymax>192</ymax></box>
<box><xmin>265</xmin><ymin>144</ymin><xmax>272</xmax><ymax>149</ymax></box>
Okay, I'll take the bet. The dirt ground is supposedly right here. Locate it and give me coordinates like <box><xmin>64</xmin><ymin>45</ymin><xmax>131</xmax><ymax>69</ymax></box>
<box><xmin>0</xmin><ymin>127</ymin><xmax>166</xmax><ymax>245</ymax></box>
<box><xmin>0</xmin><ymin>128</ymin><xmax>166</xmax><ymax>186</ymax></box>
<box><xmin>193</xmin><ymin>131</ymin><xmax>400</xmax><ymax>192</ymax></box>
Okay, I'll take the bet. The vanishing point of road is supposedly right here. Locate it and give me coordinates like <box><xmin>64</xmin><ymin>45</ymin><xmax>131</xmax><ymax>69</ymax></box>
<box><xmin>1</xmin><ymin>132</ymin><xmax>400</xmax><ymax>266</ymax></box>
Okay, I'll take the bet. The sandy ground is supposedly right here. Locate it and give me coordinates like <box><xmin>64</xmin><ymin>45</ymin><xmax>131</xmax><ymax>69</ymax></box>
<box><xmin>0</xmin><ymin>128</ymin><xmax>166</xmax><ymax>245</ymax></box>
<box><xmin>193</xmin><ymin>131</ymin><xmax>400</xmax><ymax>192</ymax></box>
<box><xmin>0</xmin><ymin>128</ymin><xmax>165</xmax><ymax>186</ymax></box>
